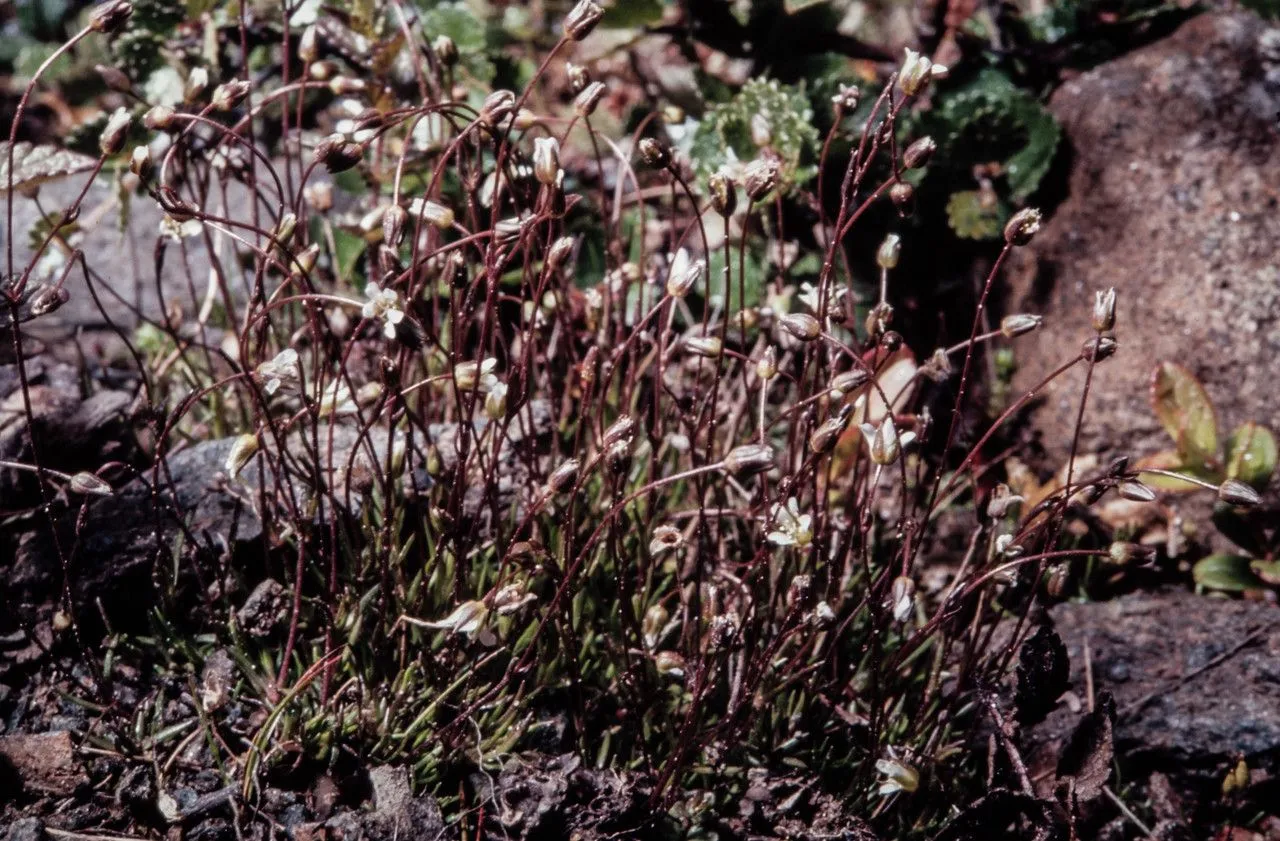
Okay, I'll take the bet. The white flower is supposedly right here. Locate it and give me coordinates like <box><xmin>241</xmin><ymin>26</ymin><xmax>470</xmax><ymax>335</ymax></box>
<box><xmin>890</xmin><ymin>575</ymin><xmax>915</xmax><ymax>623</ymax></box>
<box><xmin>315</xmin><ymin>380</ymin><xmax>358</xmax><ymax>418</ymax></box>
<box><xmin>362</xmin><ymin>282</ymin><xmax>405</xmax><ymax>339</ymax></box>
<box><xmin>767</xmin><ymin>497</ymin><xmax>813</xmax><ymax>548</ymax></box>
<box><xmin>413</xmin><ymin>600</ymin><xmax>488</xmax><ymax>635</ymax></box>
<box><xmin>875</xmin><ymin>757</ymin><xmax>919</xmax><ymax>796</ymax></box>
<box><xmin>454</xmin><ymin>358</ymin><xmax>498</xmax><ymax>392</ymax></box>
<box><xmin>648</xmin><ymin>524</ymin><xmax>684</xmax><ymax>555</ymax></box>
<box><xmin>859</xmin><ymin>416</ymin><xmax>917</xmax><ymax>465</ymax></box>
<box><xmin>255</xmin><ymin>348</ymin><xmax>299</xmax><ymax>395</ymax></box>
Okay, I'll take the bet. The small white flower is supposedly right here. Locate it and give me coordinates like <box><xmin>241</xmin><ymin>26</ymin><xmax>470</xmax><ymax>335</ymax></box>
<box><xmin>649</xmin><ymin>524</ymin><xmax>684</xmax><ymax>556</ymax></box>
<box><xmin>875</xmin><ymin>757</ymin><xmax>919</xmax><ymax>796</ymax></box>
<box><xmin>362</xmin><ymin>282</ymin><xmax>405</xmax><ymax>339</ymax></box>
<box><xmin>414</xmin><ymin>600</ymin><xmax>488</xmax><ymax>635</ymax></box>
<box><xmin>767</xmin><ymin>497</ymin><xmax>813</xmax><ymax>548</ymax></box>
<box><xmin>859</xmin><ymin>417</ymin><xmax>917</xmax><ymax>465</ymax></box>
<box><xmin>315</xmin><ymin>380</ymin><xmax>358</xmax><ymax>418</ymax></box>
<box><xmin>255</xmin><ymin>348</ymin><xmax>299</xmax><ymax>395</ymax></box>
<box><xmin>890</xmin><ymin>575</ymin><xmax>915</xmax><ymax>623</ymax></box>
<box><xmin>454</xmin><ymin>358</ymin><xmax>498</xmax><ymax>392</ymax></box>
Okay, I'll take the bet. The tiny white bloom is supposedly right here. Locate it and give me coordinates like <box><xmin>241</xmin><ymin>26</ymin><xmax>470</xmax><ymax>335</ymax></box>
<box><xmin>767</xmin><ymin>497</ymin><xmax>813</xmax><ymax>548</ymax></box>
<box><xmin>875</xmin><ymin>757</ymin><xmax>919</xmax><ymax>796</ymax></box>
<box><xmin>362</xmin><ymin>282</ymin><xmax>405</xmax><ymax>339</ymax></box>
<box><xmin>454</xmin><ymin>358</ymin><xmax>499</xmax><ymax>392</ymax></box>
<box><xmin>255</xmin><ymin>348</ymin><xmax>299</xmax><ymax>395</ymax></box>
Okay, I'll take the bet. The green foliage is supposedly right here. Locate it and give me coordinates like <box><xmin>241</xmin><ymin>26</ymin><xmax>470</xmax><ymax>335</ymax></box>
<box><xmin>602</xmin><ymin>0</ymin><xmax>665</xmax><ymax>28</ymax></box>
<box><xmin>915</xmin><ymin>69</ymin><xmax>1061</xmax><ymax>239</ymax></box>
<box><xmin>1150</xmin><ymin>361</ymin><xmax>1219</xmax><ymax>473</ymax></box>
<box><xmin>1192</xmin><ymin>553</ymin><xmax>1262</xmax><ymax>593</ymax></box>
<box><xmin>689</xmin><ymin>77</ymin><xmax>820</xmax><ymax>190</ymax></box>
<box><xmin>419</xmin><ymin>2</ymin><xmax>496</xmax><ymax>82</ymax></box>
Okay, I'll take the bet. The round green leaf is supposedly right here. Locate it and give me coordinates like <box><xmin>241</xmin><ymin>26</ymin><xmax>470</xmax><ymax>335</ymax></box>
<box><xmin>1192</xmin><ymin>553</ymin><xmax>1262</xmax><ymax>592</ymax></box>
<box><xmin>1150</xmin><ymin>362</ymin><xmax>1219</xmax><ymax>471</ymax></box>
<box><xmin>1225</xmin><ymin>421</ymin><xmax>1277</xmax><ymax>491</ymax></box>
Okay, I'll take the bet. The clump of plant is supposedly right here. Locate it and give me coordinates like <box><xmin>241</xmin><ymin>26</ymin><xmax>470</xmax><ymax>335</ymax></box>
<box><xmin>0</xmin><ymin>1</ymin><xmax>1210</xmax><ymax>838</ymax></box>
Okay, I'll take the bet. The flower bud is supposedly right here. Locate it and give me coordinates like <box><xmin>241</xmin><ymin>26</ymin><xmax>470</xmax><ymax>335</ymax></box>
<box><xmin>1003</xmin><ymin>207</ymin><xmax>1043</xmax><ymax>246</ymax></box>
<box><xmin>224</xmin><ymin>433</ymin><xmax>260</xmax><ymax>479</ymax></box>
<box><xmin>273</xmin><ymin>212</ymin><xmax>298</xmax><ymax>246</ymax></box>
<box><xmin>129</xmin><ymin>145</ymin><xmax>152</xmax><ymax>179</ymax></box>
<box><xmin>756</xmin><ymin>346</ymin><xmax>778</xmax><ymax>381</ymax></box>
<box><xmin>876</xmin><ymin>233</ymin><xmax>901</xmax><ymax>270</ymax></box>
<box><xmin>432</xmin><ymin>34</ymin><xmax>458</xmax><ymax>67</ymax></box>
<box><xmin>723</xmin><ymin>444</ymin><xmax>774</xmax><ymax>476</ymax></box>
<box><xmin>290</xmin><ymin>243</ymin><xmax>319</xmax><ymax>278</ymax></box>
<box><xmin>829</xmin><ymin>369</ymin><xmax>869</xmax><ymax>396</ymax></box>
<box><xmin>708</xmin><ymin>171</ymin><xmax>737</xmax><ymax>217</ymax></box>
<box><xmin>566</xmin><ymin>62</ymin><xmax>590</xmax><ymax>93</ymax></box>
<box><xmin>211</xmin><ymin>80</ymin><xmax>251</xmax><ymax>111</ymax></box>
<box><xmin>1081</xmin><ymin>334</ymin><xmax>1118</xmax><ymax>361</ymax></box>
<box><xmin>564</xmin><ymin>0</ymin><xmax>605</xmax><ymax>40</ymax></box>
<box><xmin>1108</xmin><ymin>541</ymin><xmax>1156</xmax><ymax>566</ymax></box>
<box><xmin>89</xmin><ymin>0</ymin><xmax>133</xmax><ymax>33</ymax></box>
<box><xmin>1092</xmin><ymin>287</ymin><xmax>1116</xmax><ymax>332</ymax></box>
<box><xmin>638</xmin><ymin>138</ymin><xmax>671</xmax><ymax>169</ymax></box>
<box><xmin>547</xmin><ymin>458</ymin><xmax>581</xmax><ymax>493</ymax></box>
<box><xmin>143</xmin><ymin>105</ymin><xmax>176</xmax><ymax>131</ymax></box>
<box><xmin>68</xmin><ymin>471</ymin><xmax>113</xmax><ymax>496</ymax></box>
<box><xmin>574</xmin><ymin>81</ymin><xmax>606</xmax><ymax>117</ymax></box>
<box><xmin>184</xmin><ymin>67</ymin><xmax>209</xmax><ymax>103</ymax></box>
<box><xmin>314</xmin><ymin>135</ymin><xmax>363</xmax><ymax>173</ymax></box>
<box><xmin>533</xmin><ymin>136</ymin><xmax>561</xmax><ymax>186</ymax></box>
<box><xmin>305</xmin><ymin>180</ymin><xmax>333</xmax><ymax>212</ymax></box>
<box><xmin>383</xmin><ymin>204</ymin><xmax>407</xmax><ymax>248</ymax></box>
<box><xmin>889</xmin><ymin>182</ymin><xmax>915</xmax><ymax>215</ymax></box>
<box><xmin>409</xmin><ymin>198</ymin><xmax>455</xmax><ymax>230</ymax></box>
<box><xmin>683</xmin><ymin>335</ymin><xmax>723</xmax><ymax>358</ymax></box>
<box><xmin>603</xmin><ymin>415</ymin><xmax>636</xmax><ymax>448</ymax></box>
<box><xmin>743</xmin><ymin>158</ymin><xmax>779</xmax><ymax>201</ymax></box>
<box><xmin>95</xmin><ymin>64</ymin><xmax>132</xmax><ymax>94</ymax></box>
<box><xmin>780</xmin><ymin>312</ymin><xmax>821</xmax><ymax>341</ymax></box>
<box><xmin>298</xmin><ymin>25</ymin><xmax>319</xmax><ymax>62</ymax></box>
<box><xmin>480</xmin><ymin>89</ymin><xmax>516</xmax><ymax>126</ymax></box>
<box><xmin>831</xmin><ymin>83</ymin><xmax>860</xmax><ymax>114</ymax></box>
<box><xmin>809</xmin><ymin>416</ymin><xmax>846</xmax><ymax>455</ymax></box>
<box><xmin>1219</xmin><ymin>479</ymin><xmax>1262</xmax><ymax>507</ymax></box>
<box><xmin>1000</xmin><ymin>313</ymin><xmax>1042</xmax><ymax>338</ymax></box>
<box><xmin>890</xmin><ymin>576</ymin><xmax>915</xmax><ymax>622</ymax></box>
<box><xmin>546</xmin><ymin>236</ymin><xmax>575</xmax><ymax>273</ymax></box>
<box><xmin>1117</xmin><ymin>479</ymin><xmax>1156</xmax><ymax>503</ymax></box>
<box><xmin>667</xmin><ymin>258</ymin><xmax>704</xmax><ymax>299</ymax></box>
<box><xmin>99</xmin><ymin>107</ymin><xmax>131</xmax><ymax>156</ymax></box>
<box><xmin>654</xmin><ymin>651</ymin><xmax>686</xmax><ymax>678</ymax></box>
<box><xmin>484</xmin><ymin>382</ymin><xmax>508</xmax><ymax>420</ymax></box>
<box><xmin>902</xmin><ymin>136</ymin><xmax>937</xmax><ymax>169</ymax></box>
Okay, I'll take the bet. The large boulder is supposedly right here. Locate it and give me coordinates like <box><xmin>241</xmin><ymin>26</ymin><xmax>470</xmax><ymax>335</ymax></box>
<box><xmin>1007</xmin><ymin>12</ymin><xmax>1280</xmax><ymax>473</ymax></box>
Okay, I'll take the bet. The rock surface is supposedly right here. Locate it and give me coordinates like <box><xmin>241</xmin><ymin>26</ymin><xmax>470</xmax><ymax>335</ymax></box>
<box><xmin>1007</xmin><ymin>12</ymin><xmax>1280</xmax><ymax>474</ymax></box>
<box><xmin>1031</xmin><ymin>591</ymin><xmax>1280</xmax><ymax>777</ymax></box>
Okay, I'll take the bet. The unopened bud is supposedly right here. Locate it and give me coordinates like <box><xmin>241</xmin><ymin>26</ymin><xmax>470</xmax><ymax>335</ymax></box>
<box><xmin>547</xmin><ymin>236</ymin><xmax>575</xmax><ymax>272</ymax></box>
<box><xmin>99</xmin><ymin>107</ymin><xmax>131</xmax><ymax>156</ymax></box>
<box><xmin>480</xmin><ymin>89</ymin><xmax>516</xmax><ymax>126</ymax></box>
<box><xmin>89</xmin><ymin>0</ymin><xmax>133</xmax><ymax>33</ymax></box>
<box><xmin>890</xmin><ymin>575</ymin><xmax>916</xmax><ymax>622</ymax></box>
<box><xmin>829</xmin><ymin>369</ymin><xmax>869</xmax><ymax>396</ymax></box>
<box><xmin>603</xmin><ymin>415</ymin><xmax>636</xmax><ymax>448</ymax></box>
<box><xmin>410</xmin><ymin>198</ymin><xmax>455</xmax><ymax>230</ymax></box>
<box><xmin>1081</xmin><ymin>334</ymin><xmax>1118</xmax><ymax>362</ymax></box>
<box><xmin>298</xmin><ymin>25</ymin><xmax>319</xmax><ymax>62</ymax></box>
<box><xmin>563</xmin><ymin>0</ymin><xmax>605</xmax><ymax>40</ymax></box>
<box><xmin>638</xmin><ymin>138</ymin><xmax>671</xmax><ymax>170</ymax></box>
<box><xmin>129</xmin><ymin>145</ymin><xmax>152</xmax><ymax>178</ymax></box>
<box><xmin>902</xmin><ymin>136</ymin><xmax>937</xmax><ymax>169</ymax></box>
<box><xmin>484</xmin><ymin>382</ymin><xmax>508</xmax><ymax>420</ymax></box>
<box><xmin>314</xmin><ymin>135</ymin><xmax>363</xmax><ymax>173</ymax></box>
<box><xmin>224</xmin><ymin>433</ymin><xmax>260</xmax><ymax>479</ymax></box>
<box><xmin>143</xmin><ymin>105</ymin><xmax>176</xmax><ymax>131</ymax></box>
<box><xmin>290</xmin><ymin>243</ymin><xmax>319</xmax><ymax>278</ymax></box>
<box><xmin>574</xmin><ymin>81</ymin><xmax>606</xmax><ymax>117</ymax></box>
<box><xmin>547</xmin><ymin>459</ymin><xmax>581</xmax><ymax>493</ymax></box>
<box><xmin>1219</xmin><ymin>479</ymin><xmax>1262</xmax><ymax>507</ymax></box>
<box><xmin>667</xmin><ymin>258</ymin><xmax>704</xmax><ymax>298</ymax></box>
<box><xmin>876</xmin><ymin>233</ymin><xmax>901</xmax><ymax>270</ymax></box>
<box><xmin>743</xmin><ymin>158</ymin><xmax>779</xmax><ymax>201</ymax></box>
<box><xmin>95</xmin><ymin>64</ymin><xmax>132</xmax><ymax>94</ymax></box>
<box><xmin>1108</xmin><ymin>541</ymin><xmax>1156</xmax><ymax>566</ymax></box>
<box><xmin>1117</xmin><ymin>479</ymin><xmax>1156</xmax><ymax>502</ymax></box>
<box><xmin>383</xmin><ymin>204</ymin><xmax>407</xmax><ymax>248</ymax></box>
<box><xmin>1004</xmin><ymin>207</ymin><xmax>1042</xmax><ymax>246</ymax></box>
<box><xmin>889</xmin><ymin>181</ymin><xmax>915</xmax><ymax>215</ymax></box>
<box><xmin>756</xmin><ymin>346</ymin><xmax>778</xmax><ymax>381</ymax></box>
<box><xmin>68</xmin><ymin>471</ymin><xmax>113</xmax><ymax>496</ymax></box>
<box><xmin>1092</xmin><ymin>287</ymin><xmax>1116</xmax><ymax>332</ymax></box>
<box><xmin>273</xmin><ymin>212</ymin><xmax>298</xmax><ymax>246</ymax></box>
<box><xmin>1000</xmin><ymin>313</ymin><xmax>1042</xmax><ymax>338</ymax></box>
<box><xmin>184</xmin><ymin>67</ymin><xmax>209</xmax><ymax>103</ymax></box>
<box><xmin>683</xmin><ymin>335</ymin><xmax>723</xmax><ymax>358</ymax></box>
<box><xmin>432</xmin><ymin>34</ymin><xmax>458</xmax><ymax>67</ymax></box>
<box><xmin>654</xmin><ymin>650</ymin><xmax>686</xmax><ymax>678</ymax></box>
<box><xmin>723</xmin><ymin>444</ymin><xmax>774</xmax><ymax>476</ymax></box>
<box><xmin>211</xmin><ymin>80</ymin><xmax>250</xmax><ymax>111</ymax></box>
<box><xmin>780</xmin><ymin>312</ymin><xmax>821</xmax><ymax>341</ymax></box>
<box><xmin>533</xmin><ymin>136</ymin><xmax>561</xmax><ymax>186</ymax></box>
<box><xmin>809</xmin><ymin>416</ymin><xmax>846</xmax><ymax>454</ymax></box>
<box><xmin>708</xmin><ymin>171</ymin><xmax>737</xmax><ymax>217</ymax></box>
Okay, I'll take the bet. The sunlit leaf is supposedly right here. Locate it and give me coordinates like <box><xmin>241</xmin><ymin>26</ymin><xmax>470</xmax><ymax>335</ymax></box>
<box><xmin>1150</xmin><ymin>362</ymin><xmax>1218</xmax><ymax>471</ymax></box>
<box><xmin>1192</xmin><ymin>553</ymin><xmax>1262</xmax><ymax>592</ymax></box>
<box><xmin>1225</xmin><ymin>421</ymin><xmax>1276</xmax><ymax>491</ymax></box>
<box><xmin>0</xmin><ymin>141</ymin><xmax>97</xmax><ymax>196</ymax></box>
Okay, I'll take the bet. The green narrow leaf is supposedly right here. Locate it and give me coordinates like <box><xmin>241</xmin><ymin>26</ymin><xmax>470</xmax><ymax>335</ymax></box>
<box><xmin>603</xmin><ymin>0</ymin><xmax>664</xmax><ymax>28</ymax></box>
<box><xmin>1225</xmin><ymin>421</ymin><xmax>1277</xmax><ymax>491</ymax></box>
<box><xmin>1150</xmin><ymin>362</ymin><xmax>1219</xmax><ymax>471</ymax></box>
<box><xmin>1192</xmin><ymin>553</ymin><xmax>1262</xmax><ymax>592</ymax></box>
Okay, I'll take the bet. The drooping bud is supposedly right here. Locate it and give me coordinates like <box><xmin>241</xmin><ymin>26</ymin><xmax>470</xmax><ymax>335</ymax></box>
<box><xmin>383</xmin><ymin>204</ymin><xmax>407</xmax><ymax>248</ymax></box>
<box><xmin>889</xmin><ymin>182</ymin><xmax>915</xmax><ymax>215</ymax></box>
<box><xmin>780</xmin><ymin>312</ymin><xmax>821</xmax><ymax>341</ymax></box>
<box><xmin>809</xmin><ymin>416</ymin><xmax>847</xmax><ymax>455</ymax></box>
<box><xmin>708</xmin><ymin>171</ymin><xmax>737</xmax><ymax>217</ymax></box>
<box><xmin>828</xmin><ymin>369</ymin><xmax>869</xmax><ymax>396</ymax></box>
<box><xmin>533</xmin><ymin>136</ymin><xmax>561</xmax><ymax>186</ymax></box>
<box><xmin>756</xmin><ymin>346</ymin><xmax>778</xmax><ymax>381</ymax></box>
<box><xmin>566</xmin><ymin>62</ymin><xmax>590</xmax><ymax>93</ymax></box>
<box><xmin>432</xmin><ymin>34</ymin><xmax>458</xmax><ymax>67</ymax></box>
<box><xmin>480</xmin><ymin>89</ymin><xmax>516</xmax><ymax>126</ymax></box>
<box><xmin>184</xmin><ymin>67</ymin><xmax>209</xmax><ymax>103</ymax></box>
<box><xmin>298</xmin><ymin>25</ymin><xmax>319</xmax><ymax>62</ymax></box>
<box><xmin>603</xmin><ymin>415</ymin><xmax>636</xmax><ymax>449</ymax></box>
<box><xmin>1117</xmin><ymin>479</ymin><xmax>1156</xmax><ymax>503</ymax></box>
<box><xmin>683</xmin><ymin>335</ymin><xmax>723</xmax><ymax>358</ymax></box>
<box><xmin>89</xmin><ymin>0</ymin><xmax>133</xmax><ymax>34</ymax></box>
<box><xmin>1000</xmin><ymin>313</ymin><xmax>1042</xmax><ymax>338</ymax></box>
<box><xmin>876</xmin><ymin>233</ymin><xmax>901</xmax><ymax>270</ymax></box>
<box><xmin>409</xmin><ymin>198</ymin><xmax>455</xmax><ymax>230</ymax></box>
<box><xmin>1092</xmin><ymin>287</ymin><xmax>1117</xmax><ymax>332</ymax></box>
<box><xmin>143</xmin><ymin>105</ymin><xmax>176</xmax><ymax>131</ymax></box>
<box><xmin>1218</xmin><ymin>479</ymin><xmax>1262</xmax><ymax>507</ymax></box>
<box><xmin>224</xmin><ymin>433</ymin><xmax>260</xmax><ymax>479</ymax></box>
<box><xmin>68</xmin><ymin>471</ymin><xmax>113</xmax><ymax>496</ymax></box>
<box><xmin>563</xmin><ymin>0</ymin><xmax>605</xmax><ymax>41</ymax></box>
<box><xmin>1003</xmin><ymin>207</ymin><xmax>1043</xmax><ymax>246</ymax></box>
<box><xmin>890</xmin><ymin>576</ymin><xmax>916</xmax><ymax>622</ymax></box>
<box><xmin>290</xmin><ymin>243</ymin><xmax>320</xmax><ymax>278</ymax></box>
<box><xmin>546</xmin><ymin>236</ymin><xmax>575</xmax><ymax>273</ymax></box>
<box><xmin>902</xmin><ymin>136</ymin><xmax>937</xmax><ymax>169</ymax></box>
<box><xmin>95</xmin><ymin>64</ymin><xmax>132</xmax><ymax>94</ymax></box>
<box><xmin>546</xmin><ymin>459</ymin><xmax>581</xmax><ymax>493</ymax></box>
<box><xmin>574</xmin><ymin>81</ymin><xmax>606</xmax><ymax>117</ymax></box>
<box><xmin>1081</xmin><ymin>334</ymin><xmax>1118</xmax><ymax>362</ymax></box>
<box><xmin>273</xmin><ymin>212</ymin><xmax>298</xmax><ymax>247</ymax></box>
<box><xmin>666</xmin><ymin>257</ymin><xmax>704</xmax><ymax>299</ymax></box>
<box><xmin>743</xmin><ymin>158</ymin><xmax>779</xmax><ymax>202</ymax></box>
<box><xmin>638</xmin><ymin>138</ymin><xmax>671</xmax><ymax>170</ymax></box>
<box><xmin>129</xmin><ymin>145</ymin><xmax>152</xmax><ymax>179</ymax></box>
<box><xmin>314</xmin><ymin>135</ymin><xmax>363</xmax><ymax>173</ymax></box>
<box><xmin>211</xmin><ymin>80</ymin><xmax>251</xmax><ymax>111</ymax></box>
<box><xmin>723</xmin><ymin>444</ymin><xmax>775</xmax><ymax>476</ymax></box>
<box><xmin>484</xmin><ymin>382</ymin><xmax>508</xmax><ymax>420</ymax></box>
<box><xmin>99</xmin><ymin>107</ymin><xmax>132</xmax><ymax>156</ymax></box>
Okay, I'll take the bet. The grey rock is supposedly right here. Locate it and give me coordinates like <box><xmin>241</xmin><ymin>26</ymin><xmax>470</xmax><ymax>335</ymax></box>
<box><xmin>1006</xmin><ymin>12</ymin><xmax>1280</xmax><ymax>481</ymax></box>
<box><xmin>4</xmin><ymin>818</ymin><xmax>43</xmax><ymax>841</ymax></box>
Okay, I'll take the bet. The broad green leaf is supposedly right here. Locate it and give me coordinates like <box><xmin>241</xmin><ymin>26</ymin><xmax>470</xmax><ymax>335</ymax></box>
<box><xmin>1225</xmin><ymin>421</ymin><xmax>1277</xmax><ymax>491</ymax></box>
<box><xmin>1192</xmin><ymin>553</ymin><xmax>1262</xmax><ymax>592</ymax></box>
<box><xmin>1211</xmin><ymin>502</ymin><xmax>1267</xmax><ymax>557</ymax></box>
<box><xmin>1150</xmin><ymin>362</ymin><xmax>1218</xmax><ymax>471</ymax></box>
<box><xmin>331</xmin><ymin>228</ymin><xmax>366</xmax><ymax>284</ymax></box>
<box><xmin>603</xmin><ymin>0</ymin><xmax>664</xmax><ymax>28</ymax></box>
<box><xmin>1250</xmin><ymin>559</ymin><xmax>1280</xmax><ymax>586</ymax></box>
